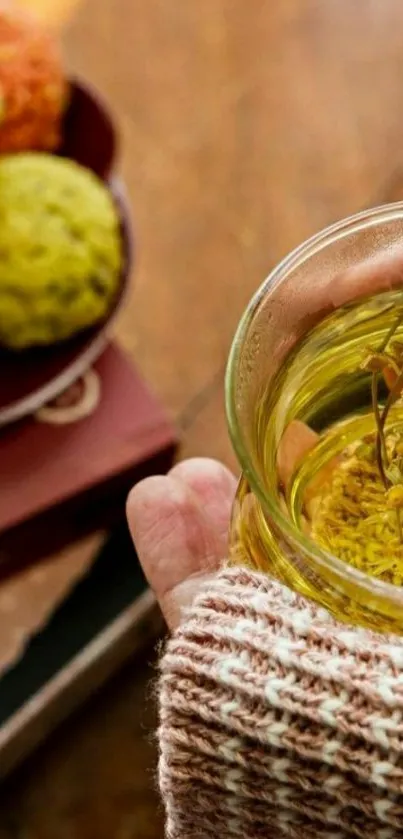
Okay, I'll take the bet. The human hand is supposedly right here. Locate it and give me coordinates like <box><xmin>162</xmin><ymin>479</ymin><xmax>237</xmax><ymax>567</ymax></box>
<box><xmin>128</xmin><ymin>457</ymin><xmax>403</xmax><ymax>839</ymax></box>
<box><xmin>126</xmin><ymin>458</ymin><xmax>237</xmax><ymax>630</ymax></box>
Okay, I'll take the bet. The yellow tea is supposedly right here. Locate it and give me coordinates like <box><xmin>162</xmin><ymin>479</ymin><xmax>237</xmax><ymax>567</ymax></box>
<box><xmin>230</xmin><ymin>289</ymin><xmax>403</xmax><ymax>631</ymax></box>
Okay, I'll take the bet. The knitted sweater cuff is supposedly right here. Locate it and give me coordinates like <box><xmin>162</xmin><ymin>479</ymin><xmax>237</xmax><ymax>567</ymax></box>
<box><xmin>159</xmin><ymin>567</ymin><xmax>403</xmax><ymax>839</ymax></box>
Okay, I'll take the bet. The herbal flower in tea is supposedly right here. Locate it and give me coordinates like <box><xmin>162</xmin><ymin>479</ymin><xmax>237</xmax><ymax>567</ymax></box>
<box><xmin>276</xmin><ymin>294</ymin><xmax>403</xmax><ymax>586</ymax></box>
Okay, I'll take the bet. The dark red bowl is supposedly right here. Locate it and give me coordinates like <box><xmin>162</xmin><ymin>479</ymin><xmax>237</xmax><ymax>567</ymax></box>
<box><xmin>59</xmin><ymin>77</ymin><xmax>117</xmax><ymax>181</ymax></box>
<box><xmin>0</xmin><ymin>79</ymin><xmax>133</xmax><ymax>429</ymax></box>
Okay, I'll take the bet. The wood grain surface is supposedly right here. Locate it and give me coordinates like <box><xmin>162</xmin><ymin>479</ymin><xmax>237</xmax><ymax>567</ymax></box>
<box><xmin>3</xmin><ymin>0</ymin><xmax>403</xmax><ymax>836</ymax></box>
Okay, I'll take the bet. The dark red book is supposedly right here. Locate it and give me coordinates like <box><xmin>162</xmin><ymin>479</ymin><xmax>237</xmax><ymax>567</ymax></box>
<box><xmin>0</xmin><ymin>344</ymin><xmax>178</xmax><ymax>574</ymax></box>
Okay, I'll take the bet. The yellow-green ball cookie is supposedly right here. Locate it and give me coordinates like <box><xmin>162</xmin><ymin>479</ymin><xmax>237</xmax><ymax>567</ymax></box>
<box><xmin>0</xmin><ymin>153</ymin><xmax>122</xmax><ymax>350</ymax></box>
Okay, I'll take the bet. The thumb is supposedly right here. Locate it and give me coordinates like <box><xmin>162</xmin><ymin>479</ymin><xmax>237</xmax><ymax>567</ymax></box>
<box><xmin>126</xmin><ymin>459</ymin><xmax>237</xmax><ymax>630</ymax></box>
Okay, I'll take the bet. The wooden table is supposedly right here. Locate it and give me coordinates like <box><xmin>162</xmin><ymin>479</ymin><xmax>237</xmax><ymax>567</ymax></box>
<box><xmin>2</xmin><ymin>0</ymin><xmax>403</xmax><ymax>835</ymax></box>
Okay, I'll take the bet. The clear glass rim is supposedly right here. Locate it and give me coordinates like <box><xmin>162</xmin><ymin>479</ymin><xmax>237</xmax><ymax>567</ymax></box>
<box><xmin>226</xmin><ymin>201</ymin><xmax>403</xmax><ymax>605</ymax></box>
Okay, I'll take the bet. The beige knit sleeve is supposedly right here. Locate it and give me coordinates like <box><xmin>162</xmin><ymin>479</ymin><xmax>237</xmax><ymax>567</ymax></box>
<box><xmin>158</xmin><ymin>567</ymin><xmax>403</xmax><ymax>839</ymax></box>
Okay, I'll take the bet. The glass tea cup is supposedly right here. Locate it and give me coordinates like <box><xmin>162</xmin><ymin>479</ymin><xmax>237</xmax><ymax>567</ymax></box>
<box><xmin>225</xmin><ymin>203</ymin><xmax>403</xmax><ymax>634</ymax></box>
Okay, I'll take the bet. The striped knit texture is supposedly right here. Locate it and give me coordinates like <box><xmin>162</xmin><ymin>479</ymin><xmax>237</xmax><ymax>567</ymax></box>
<box><xmin>159</xmin><ymin>567</ymin><xmax>403</xmax><ymax>838</ymax></box>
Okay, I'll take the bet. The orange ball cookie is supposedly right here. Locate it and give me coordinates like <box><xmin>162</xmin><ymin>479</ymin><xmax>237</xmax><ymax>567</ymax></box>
<box><xmin>0</xmin><ymin>6</ymin><xmax>68</xmax><ymax>153</ymax></box>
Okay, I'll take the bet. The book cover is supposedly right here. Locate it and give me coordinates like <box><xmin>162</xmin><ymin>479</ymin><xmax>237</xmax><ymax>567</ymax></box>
<box><xmin>0</xmin><ymin>343</ymin><xmax>178</xmax><ymax>571</ymax></box>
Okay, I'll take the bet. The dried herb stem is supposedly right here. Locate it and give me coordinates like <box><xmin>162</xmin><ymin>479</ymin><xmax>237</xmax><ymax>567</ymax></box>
<box><xmin>373</xmin><ymin>312</ymin><xmax>403</xmax><ymax>479</ymax></box>
<box><xmin>380</xmin><ymin>366</ymin><xmax>403</xmax><ymax>431</ymax></box>
<box><xmin>372</xmin><ymin>371</ymin><xmax>389</xmax><ymax>489</ymax></box>
<box><xmin>380</xmin><ymin>311</ymin><xmax>403</xmax><ymax>352</ymax></box>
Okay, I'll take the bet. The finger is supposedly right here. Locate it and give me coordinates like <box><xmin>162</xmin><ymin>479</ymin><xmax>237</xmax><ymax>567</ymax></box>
<box><xmin>276</xmin><ymin>420</ymin><xmax>319</xmax><ymax>487</ymax></box>
<box><xmin>330</xmin><ymin>247</ymin><xmax>403</xmax><ymax>308</ymax></box>
<box><xmin>127</xmin><ymin>473</ymin><xmax>224</xmax><ymax>629</ymax></box>
<box><xmin>163</xmin><ymin>570</ymin><xmax>218</xmax><ymax>631</ymax></box>
<box><xmin>169</xmin><ymin>458</ymin><xmax>237</xmax><ymax>555</ymax></box>
<box><xmin>288</xmin><ymin>246</ymin><xmax>403</xmax><ymax>347</ymax></box>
